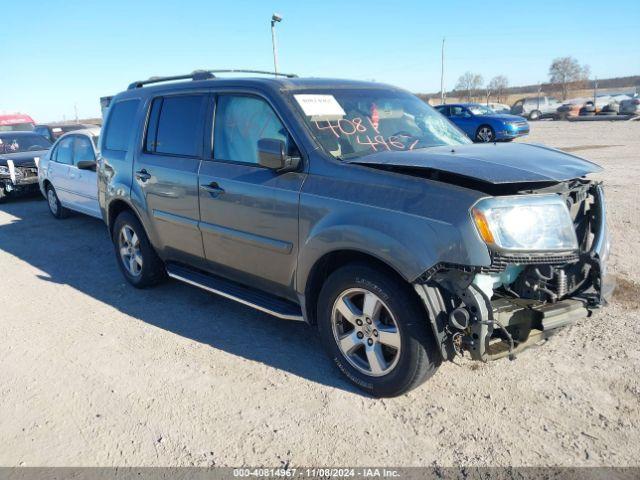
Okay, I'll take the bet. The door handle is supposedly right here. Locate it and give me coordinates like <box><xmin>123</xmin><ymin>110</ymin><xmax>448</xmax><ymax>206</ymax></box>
<box><xmin>200</xmin><ymin>181</ymin><xmax>225</xmax><ymax>197</ymax></box>
<box><xmin>135</xmin><ymin>169</ymin><xmax>151</xmax><ymax>182</ymax></box>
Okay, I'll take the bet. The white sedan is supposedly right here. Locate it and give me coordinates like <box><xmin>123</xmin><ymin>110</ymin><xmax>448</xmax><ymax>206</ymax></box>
<box><xmin>38</xmin><ymin>127</ymin><xmax>101</xmax><ymax>219</ymax></box>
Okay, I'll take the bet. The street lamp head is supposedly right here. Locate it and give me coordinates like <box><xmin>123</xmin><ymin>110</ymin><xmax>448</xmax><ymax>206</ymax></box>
<box><xmin>271</xmin><ymin>13</ymin><xmax>282</xmax><ymax>23</ymax></box>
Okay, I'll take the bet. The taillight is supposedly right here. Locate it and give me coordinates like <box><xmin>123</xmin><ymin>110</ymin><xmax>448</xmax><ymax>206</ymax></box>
<box><xmin>633</xmin><ymin>99</ymin><xmax>640</xmax><ymax>105</ymax></box>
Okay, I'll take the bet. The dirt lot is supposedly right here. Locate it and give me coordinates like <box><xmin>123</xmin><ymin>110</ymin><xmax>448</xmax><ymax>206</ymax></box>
<box><xmin>1</xmin><ymin>121</ymin><xmax>639</xmax><ymax>467</ymax></box>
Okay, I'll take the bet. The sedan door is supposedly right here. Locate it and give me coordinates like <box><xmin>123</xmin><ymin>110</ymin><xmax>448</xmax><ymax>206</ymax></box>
<box><xmin>198</xmin><ymin>93</ymin><xmax>305</xmax><ymax>300</ymax></box>
<box><xmin>449</xmin><ymin>106</ymin><xmax>476</xmax><ymax>138</ymax></box>
<box><xmin>68</xmin><ymin>135</ymin><xmax>100</xmax><ymax>217</ymax></box>
<box><xmin>47</xmin><ymin>136</ymin><xmax>74</xmax><ymax>205</ymax></box>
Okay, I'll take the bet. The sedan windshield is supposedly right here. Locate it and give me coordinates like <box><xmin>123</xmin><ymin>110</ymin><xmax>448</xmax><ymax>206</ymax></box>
<box><xmin>467</xmin><ymin>104</ymin><xmax>494</xmax><ymax>116</ymax></box>
<box><xmin>291</xmin><ymin>89</ymin><xmax>470</xmax><ymax>160</ymax></box>
<box><xmin>0</xmin><ymin>134</ymin><xmax>52</xmax><ymax>154</ymax></box>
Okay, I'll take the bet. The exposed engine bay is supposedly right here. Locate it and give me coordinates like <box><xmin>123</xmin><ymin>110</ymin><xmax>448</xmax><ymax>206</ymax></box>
<box><xmin>414</xmin><ymin>178</ymin><xmax>613</xmax><ymax>362</ymax></box>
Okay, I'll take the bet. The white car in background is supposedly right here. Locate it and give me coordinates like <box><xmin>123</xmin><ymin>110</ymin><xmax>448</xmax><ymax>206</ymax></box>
<box><xmin>487</xmin><ymin>102</ymin><xmax>511</xmax><ymax>114</ymax></box>
<box><xmin>38</xmin><ymin>127</ymin><xmax>101</xmax><ymax>219</ymax></box>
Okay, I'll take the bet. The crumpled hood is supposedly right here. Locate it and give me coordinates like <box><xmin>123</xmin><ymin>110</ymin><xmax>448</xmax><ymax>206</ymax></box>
<box><xmin>0</xmin><ymin>150</ymin><xmax>47</xmax><ymax>167</ymax></box>
<box><xmin>346</xmin><ymin>142</ymin><xmax>602</xmax><ymax>184</ymax></box>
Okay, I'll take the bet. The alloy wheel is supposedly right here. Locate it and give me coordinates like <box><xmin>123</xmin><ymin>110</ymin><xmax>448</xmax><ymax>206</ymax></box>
<box><xmin>118</xmin><ymin>225</ymin><xmax>143</xmax><ymax>277</ymax></box>
<box><xmin>477</xmin><ymin>127</ymin><xmax>494</xmax><ymax>142</ymax></box>
<box><xmin>331</xmin><ymin>288</ymin><xmax>401</xmax><ymax>377</ymax></box>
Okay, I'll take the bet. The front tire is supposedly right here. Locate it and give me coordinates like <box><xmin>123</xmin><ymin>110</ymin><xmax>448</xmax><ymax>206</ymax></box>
<box><xmin>317</xmin><ymin>264</ymin><xmax>441</xmax><ymax>397</ymax></box>
<box><xmin>529</xmin><ymin>110</ymin><xmax>541</xmax><ymax>120</ymax></box>
<box><xmin>475</xmin><ymin>125</ymin><xmax>495</xmax><ymax>143</ymax></box>
<box><xmin>112</xmin><ymin>211</ymin><xmax>166</xmax><ymax>288</ymax></box>
<box><xmin>46</xmin><ymin>184</ymin><xmax>69</xmax><ymax>219</ymax></box>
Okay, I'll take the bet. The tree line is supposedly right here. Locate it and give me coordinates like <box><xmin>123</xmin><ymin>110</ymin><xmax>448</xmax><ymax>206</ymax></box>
<box><xmin>451</xmin><ymin>56</ymin><xmax>591</xmax><ymax>104</ymax></box>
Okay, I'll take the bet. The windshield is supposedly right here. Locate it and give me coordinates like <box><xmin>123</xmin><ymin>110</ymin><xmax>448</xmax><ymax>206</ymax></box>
<box><xmin>0</xmin><ymin>134</ymin><xmax>51</xmax><ymax>154</ymax></box>
<box><xmin>292</xmin><ymin>89</ymin><xmax>470</xmax><ymax>160</ymax></box>
<box><xmin>467</xmin><ymin>104</ymin><xmax>495</xmax><ymax>115</ymax></box>
<box><xmin>0</xmin><ymin>123</ymin><xmax>35</xmax><ymax>132</ymax></box>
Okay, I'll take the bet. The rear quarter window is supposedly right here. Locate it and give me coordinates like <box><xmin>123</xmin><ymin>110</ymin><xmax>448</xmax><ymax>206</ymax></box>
<box><xmin>104</xmin><ymin>99</ymin><xmax>140</xmax><ymax>151</ymax></box>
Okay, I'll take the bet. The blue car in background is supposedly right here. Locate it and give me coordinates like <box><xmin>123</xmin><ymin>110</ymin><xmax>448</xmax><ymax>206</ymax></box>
<box><xmin>434</xmin><ymin>103</ymin><xmax>529</xmax><ymax>143</ymax></box>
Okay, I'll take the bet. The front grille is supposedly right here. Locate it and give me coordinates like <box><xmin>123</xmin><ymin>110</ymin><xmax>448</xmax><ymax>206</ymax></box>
<box><xmin>481</xmin><ymin>252</ymin><xmax>580</xmax><ymax>273</ymax></box>
<box><xmin>16</xmin><ymin>167</ymin><xmax>38</xmax><ymax>178</ymax></box>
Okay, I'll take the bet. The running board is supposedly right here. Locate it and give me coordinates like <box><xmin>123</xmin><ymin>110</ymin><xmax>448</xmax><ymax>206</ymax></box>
<box><xmin>166</xmin><ymin>264</ymin><xmax>304</xmax><ymax>321</ymax></box>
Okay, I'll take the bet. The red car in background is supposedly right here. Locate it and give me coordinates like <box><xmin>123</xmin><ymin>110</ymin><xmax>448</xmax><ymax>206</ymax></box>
<box><xmin>0</xmin><ymin>113</ymin><xmax>35</xmax><ymax>132</ymax></box>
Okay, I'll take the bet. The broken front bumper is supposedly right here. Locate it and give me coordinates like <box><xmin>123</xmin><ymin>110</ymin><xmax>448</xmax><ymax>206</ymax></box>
<box><xmin>0</xmin><ymin>162</ymin><xmax>39</xmax><ymax>194</ymax></box>
<box><xmin>415</xmin><ymin>184</ymin><xmax>614</xmax><ymax>362</ymax></box>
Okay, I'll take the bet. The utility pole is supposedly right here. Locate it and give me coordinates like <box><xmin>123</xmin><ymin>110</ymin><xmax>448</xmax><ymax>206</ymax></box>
<box><xmin>440</xmin><ymin>37</ymin><xmax>445</xmax><ymax>104</ymax></box>
<box><xmin>271</xmin><ymin>13</ymin><xmax>282</xmax><ymax>76</ymax></box>
<box><xmin>593</xmin><ymin>77</ymin><xmax>598</xmax><ymax>105</ymax></box>
<box><xmin>74</xmin><ymin>104</ymin><xmax>78</xmax><ymax>124</ymax></box>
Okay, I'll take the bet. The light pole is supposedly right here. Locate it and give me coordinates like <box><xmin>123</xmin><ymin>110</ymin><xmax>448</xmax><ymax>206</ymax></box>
<box><xmin>440</xmin><ymin>37</ymin><xmax>445</xmax><ymax>104</ymax></box>
<box><xmin>271</xmin><ymin>13</ymin><xmax>282</xmax><ymax>75</ymax></box>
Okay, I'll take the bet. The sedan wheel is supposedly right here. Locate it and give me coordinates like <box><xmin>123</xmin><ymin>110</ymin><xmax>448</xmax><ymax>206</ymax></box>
<box><xmin>45</xmin><ymin>185</ymin><xmax>69</xmax><ymax>219</ymax></box>
<box><xmin>47</xmin><ymin>189</ymin><xmax>58</xmax><ymax>215</ymax></box>
<box><xmin>476</xmin><ymin>126</ymin><xmax>495</xmax><ymax>142</ymax></box>
<box><xmin>331</xmin><ymin>288</ymin><xmax>401</xmax><ymax>377</ymax></box>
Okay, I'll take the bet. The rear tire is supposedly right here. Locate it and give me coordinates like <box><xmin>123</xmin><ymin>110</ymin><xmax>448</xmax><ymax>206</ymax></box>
<box><xmin>529</xmin><ymin>110</ymin><xmax>541</xmax><ymax>120</ymax></box>
<box><xmin>112</xmin><ymin>211</ymin><xmax>166</xmax><ymax>288</ymax></box>
<box><xmin>317</xmin><ymin>263</ymin><xmax>441</xmax><ymax>397</ymax></box>
<box><xmin>46</xmin><ymin>184</ymin><xmax>69</xmax><ymax>219</ymax></box>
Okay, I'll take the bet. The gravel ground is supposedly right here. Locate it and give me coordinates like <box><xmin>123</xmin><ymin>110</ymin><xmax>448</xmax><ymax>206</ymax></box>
<box><xmin>0</xmin><ymin>121</ymin><xmax>638</xmax><ymax>467</ymax></box>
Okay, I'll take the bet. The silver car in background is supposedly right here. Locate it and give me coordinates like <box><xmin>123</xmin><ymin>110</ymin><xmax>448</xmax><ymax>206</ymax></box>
<box><xmin>38</xmin><ymin>127</ymin><xmax>101</xmax><ymax>219</ymax></box>
<box><xmin>511</xmin><ymin>96</ymin><xmax>561</xmax><ymax>120</ymax></box>
<box><xmin>619</xmin><ymin>95</ymin><xmax>640</xmax><ymax>116</ymax></box>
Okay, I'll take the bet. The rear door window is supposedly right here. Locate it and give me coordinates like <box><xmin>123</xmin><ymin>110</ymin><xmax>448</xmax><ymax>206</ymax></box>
<box><xmin>145</xmin><ymin>95</ymin><xmax>206</xmax><ymax>157</ymax></box>
<box><xmin>104</xmin><ymin>99</ymin><xmax>140</xmax><ymax>151</ymax></box>
<box><xmin>451</xmin><ymin>106</ymin><xmax>469</xmax><ymax>117</ymax></box>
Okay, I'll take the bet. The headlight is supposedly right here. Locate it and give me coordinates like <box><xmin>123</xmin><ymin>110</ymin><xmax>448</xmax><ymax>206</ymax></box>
<box><xmin>0</xmin><ymin>165</ymin><xmax>9</xmax><ymax>175</ymax></box>
<box><xmin>472</xmin><ymin>195</ymin><xmax>578</xmax><ymax>252</ymax></box>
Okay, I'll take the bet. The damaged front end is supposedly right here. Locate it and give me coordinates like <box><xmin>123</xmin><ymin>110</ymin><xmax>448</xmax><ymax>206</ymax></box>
<box><xmin>414</xmin><ymin>180</ymin><xmax>614</xmax><ymax>362</ymax></box>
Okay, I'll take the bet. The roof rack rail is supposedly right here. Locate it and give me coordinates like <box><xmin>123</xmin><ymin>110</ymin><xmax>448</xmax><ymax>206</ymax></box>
<box><xmin>127</xmin><ymin>69</ymin><xmax>298</xmax><ymax>90</ymax></box>
<box><xmin>205</xmin><ymin>69</ymin><xmax>297</xmax><ymax>78</ymax></box>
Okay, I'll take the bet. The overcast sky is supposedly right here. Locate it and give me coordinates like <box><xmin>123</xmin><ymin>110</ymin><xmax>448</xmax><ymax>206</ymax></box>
<box><xmin>2</xmin><ymin>0</ymin><xmax>639</xmax><ymax>122</ymax></box>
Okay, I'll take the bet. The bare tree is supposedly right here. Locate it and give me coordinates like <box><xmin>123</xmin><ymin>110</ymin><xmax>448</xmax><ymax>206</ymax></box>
<box><xmin>488</xmin><ymin>75</ymin><xmax>509</xmax><ymax>103</ymax></box>
<box><xmin>548</xmin><ymin>57</ymin><xmax>590</xmax><ymax>100</ymax></box>
<box><xmin>455</xmin><ymin>72</ymin><xmax>484</xmax><ymax>102</ymax></box>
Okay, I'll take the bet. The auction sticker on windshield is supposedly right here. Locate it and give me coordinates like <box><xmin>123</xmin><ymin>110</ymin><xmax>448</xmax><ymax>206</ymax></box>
<box><xmin>294</xmin><ymin>94</ymin><xmax>346</xmax><ymax>117</ymax></box>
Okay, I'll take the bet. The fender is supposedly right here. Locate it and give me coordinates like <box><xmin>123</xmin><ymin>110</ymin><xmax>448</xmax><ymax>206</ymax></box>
<box><xmin>296</xmin><ymin>203</ymin><xmax>488</xmax><ymax>295</ymax></box>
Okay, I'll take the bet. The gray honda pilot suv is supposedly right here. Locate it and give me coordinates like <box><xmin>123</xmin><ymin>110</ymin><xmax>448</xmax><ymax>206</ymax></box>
<box><xmin>98</xmin><ymin>70</ymin><xmax>613</xmax><ymax>397</ymax></box>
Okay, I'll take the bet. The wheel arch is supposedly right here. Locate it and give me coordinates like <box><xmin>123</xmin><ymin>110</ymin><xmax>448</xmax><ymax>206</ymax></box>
<box><xmin>301</xmin><ymin>249</ymin><xmax>417</xmax><ymax>325</ymax></box>
<box><xmin>107</xmin><ymin>198</ymin><xmax>143</xmax><ymax>236</ymax></box>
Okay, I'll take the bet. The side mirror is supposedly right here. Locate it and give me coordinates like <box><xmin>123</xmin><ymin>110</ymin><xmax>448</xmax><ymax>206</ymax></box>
<box><xmin>257</xmin><ymin>138</ymin><xmax>300</xmax><ymax>172</ymax></box>
<box><xmin>77</xmin><ymin>160</ymin><xmax>97</xmax><ymax>171</ymax></box>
